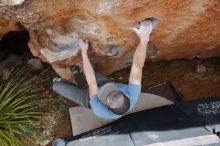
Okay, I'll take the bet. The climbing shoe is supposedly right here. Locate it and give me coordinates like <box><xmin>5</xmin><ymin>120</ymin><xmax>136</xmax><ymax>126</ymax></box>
<box><xmin>53</xmin><ymin>77</ymin><xmax>62</xmax><ymax>83</ymax></box>
<box><xmin>70</xmin><ymin>65</ymin><xmax>87</xmax><ymax>88</ymax></box>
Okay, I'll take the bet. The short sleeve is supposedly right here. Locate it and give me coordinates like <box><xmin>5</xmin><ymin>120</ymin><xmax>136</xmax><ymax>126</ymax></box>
<box><xmin>126</xmin><ymin>82</ymin><xmax>141</xmax><ymax>102</ymax></box>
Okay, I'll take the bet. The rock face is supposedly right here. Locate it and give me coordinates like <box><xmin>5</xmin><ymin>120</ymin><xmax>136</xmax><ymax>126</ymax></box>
<box><xmin>0</xmin><ymin>17</ymin><xmax>22</xmax><ymax>39</ymax></box>
<box><xmin>0</xmin><ymin>0</ymin><xmax>219</xmax><ymax>81</ymax></box>
<box><xmin>0</xmin><ymin>0</ymin><xmax>25</xmax><ymax>6</ymax></box>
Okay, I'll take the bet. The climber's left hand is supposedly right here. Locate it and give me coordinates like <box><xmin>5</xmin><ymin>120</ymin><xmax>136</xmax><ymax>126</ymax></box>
<box><xmin>79</xmin><ymin>39</ymin><xmax>89</xmax><ymax>55</ymax></box>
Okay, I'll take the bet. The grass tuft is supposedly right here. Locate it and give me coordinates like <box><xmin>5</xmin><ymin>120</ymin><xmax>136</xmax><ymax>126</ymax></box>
<box><xmin>208</xmin><ymin>57</ymin><xmax>220</xmax><ymax>69</ymax></box>
<box><xmin>157</xmin><ymin>61</ymin><xmax>171</xmax><ymax>70</ymax></box>
<box><xmin>0</xmin><ymin>67</ymin><xmax>44</xmax><ymax>146</ymax></box>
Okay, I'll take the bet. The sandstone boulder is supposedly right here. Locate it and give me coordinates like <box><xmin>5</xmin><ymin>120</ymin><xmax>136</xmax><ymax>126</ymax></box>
<box><xmin>0</xmin><ymin>17</ymin><xmax>23</xmax><ymax>39</ymax></box>
<box><xmin>0</xmin><ymin>0</ymin><xmax>25</xmax><ymax>6</ymax></box>
<box><xmin>0</xmin><ymin>0</ymin><xmax>219</xmax><ymax>81</ymax></box>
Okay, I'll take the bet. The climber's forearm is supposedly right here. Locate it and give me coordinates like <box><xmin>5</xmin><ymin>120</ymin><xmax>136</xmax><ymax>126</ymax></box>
<box><xmin>82</xmin><ymin>53</ymin><xmax>98</xmax><ymax>97</ymax></box>
<box><xmin>129</xmin><ymin>40</ymin><xmax>148</xmax><ymax>84</ymax></box>
<box><xmin>133</xmin><ymin>40</ymin><xmax>148</xmax><ymax>69</ymax></box>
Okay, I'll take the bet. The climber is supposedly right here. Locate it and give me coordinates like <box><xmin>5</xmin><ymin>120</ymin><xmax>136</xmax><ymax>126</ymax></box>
<box><xmin>52</xmin><ymin>18</ymin><xmax>157</xmax><ymax>120</ymax></box>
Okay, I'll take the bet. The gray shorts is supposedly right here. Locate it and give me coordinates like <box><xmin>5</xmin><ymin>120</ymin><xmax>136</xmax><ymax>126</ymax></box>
<box><xmin>52</xmin><ymin>72</ymin><xmax>110</xmax><ymax>108</ymax></box>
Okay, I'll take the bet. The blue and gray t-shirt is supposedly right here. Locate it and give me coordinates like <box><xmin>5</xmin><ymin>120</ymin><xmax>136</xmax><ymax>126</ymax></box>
<box><xmin>89</xmin><ymin>82</ymin><xmax>141</xmax><ymax>120</ymax></box>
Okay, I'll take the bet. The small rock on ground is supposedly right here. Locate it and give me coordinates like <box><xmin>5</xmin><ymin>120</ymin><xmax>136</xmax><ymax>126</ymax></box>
<box><xmin>28</xmin><ymin>58</ymin><xmax>43</xmax><ymax>70</ymax></box>
<box><xmin>36</xmin><ymin>139</ymin><xmax>51</xmax><ymax>146</ymax></box>
<box><xmin>0</xmin><ymin>54</ymin><xmax>23</xmax><ymax>73</ymax></box>
<box><xmin>196</xmin><ymin>64</ymin><xmax>207</xmax><ymax>73</ymax></box>
<box><xmin>2</xmin><ymin>68</ymin><xmax>11</xmax><ymax>80</ymax></box>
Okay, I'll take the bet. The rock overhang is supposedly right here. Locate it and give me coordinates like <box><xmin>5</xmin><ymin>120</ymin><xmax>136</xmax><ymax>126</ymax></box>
<box><xmin>0</xmin><ymin>0</ymin><xmax>219</xmax><ymax>82</ymax></box>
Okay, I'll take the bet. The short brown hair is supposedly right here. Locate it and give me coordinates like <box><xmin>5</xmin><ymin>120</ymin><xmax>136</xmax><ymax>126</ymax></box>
<box><xmin>106</xmin><ymin>91</ymin><xmax>130</xmax><ymax>115</ymax></box>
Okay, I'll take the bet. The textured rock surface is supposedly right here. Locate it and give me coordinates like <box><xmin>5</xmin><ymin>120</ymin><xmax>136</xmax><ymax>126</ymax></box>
<box><xmin>0</xmin><ymin>0</ymin><xmax>219</xmax><ymax>81</ymax></box>
<box><xmin>0</xmin><ymin>0</ymin><xmax>25</xmax><ymax>6</ymax></box>
<box><xmin>0</xmin><ymin>17</ymin><xmax>23</xmax><ymax>39</ymax></box>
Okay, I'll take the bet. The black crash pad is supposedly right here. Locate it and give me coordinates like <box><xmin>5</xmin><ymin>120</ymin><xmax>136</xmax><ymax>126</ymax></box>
<box><xmin>67</xmin><ymin>97</ymin><xmax>220</xmax><ymax>146</ymax></box>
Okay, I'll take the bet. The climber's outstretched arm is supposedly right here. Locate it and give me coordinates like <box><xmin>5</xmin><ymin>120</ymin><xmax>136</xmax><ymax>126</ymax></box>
<box><xmin>129</xmin><ymin>20</ymin><xmax>153</xmax><ymax>85</ymax></box>
<box><xmin>79</xmin><ymin>39</ymin><xmax>98</xmax><ymax>97</ymax></box>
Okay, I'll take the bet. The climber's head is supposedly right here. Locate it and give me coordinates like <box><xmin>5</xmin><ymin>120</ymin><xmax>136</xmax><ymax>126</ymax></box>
<box><xmin>98</xmin><ymin>83</ymin><xmax>130</xmax><ymax>115</ymax></box>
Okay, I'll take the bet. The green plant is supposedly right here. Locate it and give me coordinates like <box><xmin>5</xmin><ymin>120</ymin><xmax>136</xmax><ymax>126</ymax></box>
<box><xmin>157</xmin><ymin>61</ymin><xmax>171</xmax><ymax>70</ymax></box>
<box><xmin>208</xmin><ymin>57</ymin><xmax>220</xmax><ymax>69</ymax></box>
<box><xmin>51</xmin><ymin>95</ymin><xmax>67</xmax><ymax>113</ymax></box>
<box><xmin>47</xmin><ymin>77</ymin><xmax>54</xmax><ymax>86</ymax></box>
<box><xmin>0</xmin><ymin>68</ymin><xmax>43</xmax><ymax>146</ymax></box>
<box><xmin>37</xmin><ymin>133</ymin><xmax>47</xmax><ymax>143</ymax></box>
<box><xmin>208</xmin><ymin>57</ymin><xmax>220</xmax><ymax>66</ymax></box>
<box><xmin>55</xmin><ymin>117</ymin><xmax>63</xmax><ymax>127</ymax></box>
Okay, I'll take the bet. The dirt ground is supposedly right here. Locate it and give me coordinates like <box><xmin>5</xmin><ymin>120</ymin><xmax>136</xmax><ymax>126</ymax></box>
<box><xmin>49</xmin><ymin>58</ymin><xmax>220</xmax><ymax>145</ymax></box>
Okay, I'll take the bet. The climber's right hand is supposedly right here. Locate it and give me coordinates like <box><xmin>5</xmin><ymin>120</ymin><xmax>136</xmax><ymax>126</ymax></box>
<box><xmin>79</xmin><ymin>39</ymin><xmax>89</xmax><ymax>55</ymax></box>
<box><xmin>132</xmin><ymin>20</ymin><xmax>153</xmax><ymax>44</ymax></box>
